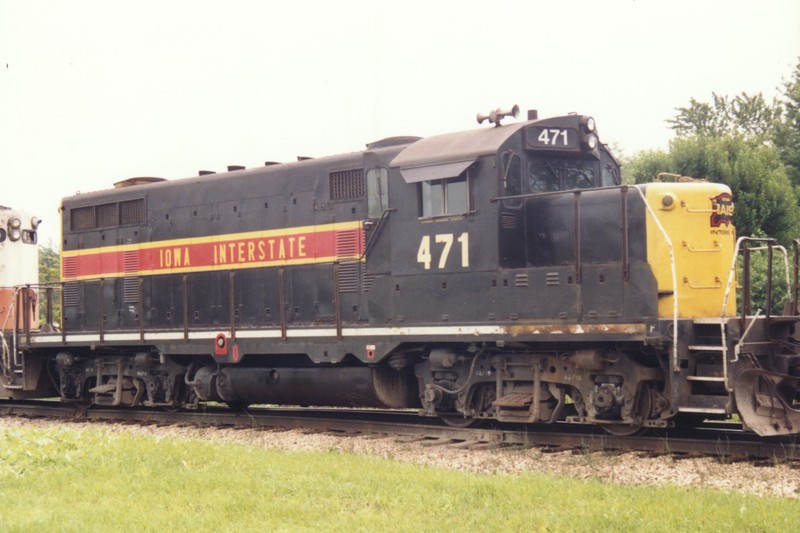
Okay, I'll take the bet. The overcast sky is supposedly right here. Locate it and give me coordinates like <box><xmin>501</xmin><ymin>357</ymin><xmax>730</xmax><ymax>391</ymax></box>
<box><xmin>2</xmin><ymin>0</ymin><xmax>799</xmax><ymax>246</ymax></box>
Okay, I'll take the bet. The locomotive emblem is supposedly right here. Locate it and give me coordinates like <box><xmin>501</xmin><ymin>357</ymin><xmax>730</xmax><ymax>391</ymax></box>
<box><xmin>709</xmin><ymin>192</ymin><xmax>734</xmax><ymax>227</ymax></box>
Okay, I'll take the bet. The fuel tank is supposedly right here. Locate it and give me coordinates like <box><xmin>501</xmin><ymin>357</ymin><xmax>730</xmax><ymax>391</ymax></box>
<box><xmin>191</xmin><ymin>365</ymin><xmax>420</xmax><ymax>409</ymax></box>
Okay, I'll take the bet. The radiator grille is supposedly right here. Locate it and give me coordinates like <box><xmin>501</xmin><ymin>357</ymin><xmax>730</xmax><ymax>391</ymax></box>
<box><xmin>69</xmin><ymin>198</ymin><xmax>145</xmax><ymax>231</ymax></box>
<box><xmin>329</xmin><ymin>169</ymin><xmax>365</xmax><ymax>200</ymax></box>
<box><xmin>96</xmin><ymin>202</ymin><xmax>118</xmax><ymax>227</ymax></box>
<box><xmin>119</xmin><ymin>199</ymin><xmax>145</xmax><ymax>225</ymax></box>
<box><xmin>70</xmin><ymin>206</ymin><xmax>95</xmax><ymax>231</ymax></box>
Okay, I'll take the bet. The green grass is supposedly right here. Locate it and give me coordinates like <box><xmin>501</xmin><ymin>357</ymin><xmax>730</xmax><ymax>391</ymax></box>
<box><xmin>0</xmin><ymin>422</ymin><xmax>798</xmax><ymax>532</ymax></box>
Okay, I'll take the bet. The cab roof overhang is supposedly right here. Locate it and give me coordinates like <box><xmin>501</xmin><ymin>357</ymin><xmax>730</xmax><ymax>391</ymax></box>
<box><xmin>390</xmin><ymin>122</ymin><xmax>527</xmax><ymax>183</ymax></box>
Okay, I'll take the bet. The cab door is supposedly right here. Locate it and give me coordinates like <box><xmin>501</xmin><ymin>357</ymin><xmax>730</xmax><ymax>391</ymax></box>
<box><xmin>498</xmin><ymin>150</ymin><xmax>526</xmax><ymax>268</ymax></box>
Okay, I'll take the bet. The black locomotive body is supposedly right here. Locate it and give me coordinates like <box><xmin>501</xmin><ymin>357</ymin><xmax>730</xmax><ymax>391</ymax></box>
<box><xmin>5</xmin><ymin>108</ymin><xmax>800</xmax><ymax>436</ymax></box>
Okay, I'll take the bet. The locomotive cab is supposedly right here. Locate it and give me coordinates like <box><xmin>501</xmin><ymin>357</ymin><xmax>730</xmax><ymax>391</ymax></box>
<box><xmin>0</xmin><ymin>207</ymin><xmax>40</xmax><ymax>335</ymax></box>
<box><xmin>0</xmin><ymin>207</ymin><xmax>44</xmax><ymax>397</ymax></box>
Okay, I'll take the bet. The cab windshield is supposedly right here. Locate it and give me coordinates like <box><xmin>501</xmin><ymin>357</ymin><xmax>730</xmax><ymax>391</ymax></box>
<box><xmin>528</xmin><ymin>157</ymin><xmax>597</xmax><ymax>193</ymax></box>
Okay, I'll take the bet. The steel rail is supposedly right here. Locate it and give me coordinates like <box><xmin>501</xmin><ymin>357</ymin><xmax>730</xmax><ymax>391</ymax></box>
<box><xmin>1</xmin><ymin>401</ymin><xmax>798</xmax><ymax>462</ymax></box>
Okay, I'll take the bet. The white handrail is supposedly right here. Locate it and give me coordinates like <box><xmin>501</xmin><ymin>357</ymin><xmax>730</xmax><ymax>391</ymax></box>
<box><xmin>719</xmin><ymin>238</ymin><xmax>790</xmax><ymax>391</ymax></box>
<box><xmin>629</xmin><ymin>186</ymin><xmax>679</xmax><ymax>372</ymax></box>
<box><xmin>0</xmin><ymin>286</ymin><xmax>23</xmax><ymax>386</ymax></box>
<box><xmin>742</xmin><ymin>245</ymin><xmax>791</xmax><ymax>303</ymax></box>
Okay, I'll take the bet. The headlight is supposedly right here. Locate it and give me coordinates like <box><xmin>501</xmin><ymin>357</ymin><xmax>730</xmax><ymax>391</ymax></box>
<box><xmin>582</xmin><ymin>134</ymin><xmax>598</xmax><ymax>150</ymax></box>
<box><xmin>9</xmin><ymin>228</ymin><xmax>21</xmax><ymax>241</ymax></box>
<box><xmin>9</xmin><ymin>217</ymin><xmax>21</xmax><ymax>229</ymax></box>
<box><xmin>583</xmin><ymin>116</ymin><xmax>596</xmax><ymax>133</ymax></box>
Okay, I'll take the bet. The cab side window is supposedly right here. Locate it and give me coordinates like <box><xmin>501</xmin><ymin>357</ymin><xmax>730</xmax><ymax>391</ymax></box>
<box><xmin>501</xmin><ymin>151</ymin><xmax>522</xmax><ymax>207</ymax></box>
<box><xmin>367</xmin><ymin>168</ymin><xmax>389</xmax><ymax>218</ymax></box>
<box><xmin>418</xmin><ymin>171</ymin><xmax>471</xmax><ymax>218</ymax></box>
<box><xmin>600</xmin><ymin>150</ymin><xmax>621</xmax><ymax>187</ymax></box>
<box><xmin>600</xmin><ymin>165</ymin><xmax>620</xmax><ymax>187</ymax></box>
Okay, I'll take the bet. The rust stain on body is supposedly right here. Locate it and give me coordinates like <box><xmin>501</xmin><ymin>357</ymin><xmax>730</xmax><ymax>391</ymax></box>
<box><xmin>506</xmin><ymin>323</ymin><xmax>646</xmax><ymax>337</ymax></box>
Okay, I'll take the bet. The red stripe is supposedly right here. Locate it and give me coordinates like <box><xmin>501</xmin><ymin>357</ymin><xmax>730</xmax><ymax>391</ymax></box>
<box><xmin>62</xmin><ymin>227</ymin><xmax>363</xmax><ymax>280</ymax></box>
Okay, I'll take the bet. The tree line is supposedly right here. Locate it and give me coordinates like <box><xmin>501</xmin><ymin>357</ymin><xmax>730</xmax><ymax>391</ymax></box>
<box><xmin>624</xmin><ymin>58</ymin><xmax>800</xmax><ymax>246</ymax></box>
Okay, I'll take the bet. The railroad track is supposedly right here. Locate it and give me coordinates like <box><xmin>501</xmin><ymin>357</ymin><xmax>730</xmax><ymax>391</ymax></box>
<box><xmin>2</xmin><ymin>400</ymin><xmax>799</xmax><ymax>463</ymax></box>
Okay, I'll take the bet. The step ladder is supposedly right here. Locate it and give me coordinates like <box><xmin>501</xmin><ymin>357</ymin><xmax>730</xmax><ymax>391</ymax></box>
<box><xmin>685</xmin><ymin>344</ymin><xmax>726</xmax><ymax>384</ymax></box>
<box><xmin>1</xmin><ymin>336</ymin><xmax>25</xmax><ymax>390</ymax></box>
<box><xmin>678</xmin><ymin>322</ymin><xmax>729</xmax><ymax>415</ymax></box>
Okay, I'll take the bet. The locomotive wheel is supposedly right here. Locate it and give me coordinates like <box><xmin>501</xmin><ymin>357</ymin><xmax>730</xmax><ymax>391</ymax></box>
<box><xmin>162</xmin><ymin>378</ymin><xmax>192</xmax><ymax>412</ymax></box>
<box><xmin>602</xmin><ymin>421</ymin><xmax>645</xmax><ymax>437</ymax></box>
<box><xmin>601</xmin><ymin>383</ymin><xmax>653</xmax><ymax>437</ymax></box>
<box><xmin>70</xmin><ymin>379</ymin><xmax>95</xmax><ymax>409</ymax></box>
<box><xmin>439</xmin><ymin>414</ymin><xmax>482</xmax><ymax>428</ymax></box>
<box><xmin>70</xmin><ymin>395</ymin><xmax>94</xmax><ymax>410</ymax></box>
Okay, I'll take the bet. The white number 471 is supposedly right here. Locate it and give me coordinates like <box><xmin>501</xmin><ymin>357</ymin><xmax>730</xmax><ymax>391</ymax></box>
<box><xmin>538</xmin><ymin>128</ymin><xmax>569</xmax><ymax>146</ymax></box>
<box><xmin>417</xmin><ymin>232</ymin><xmax>469</xmax><ymax>270</ymax></box>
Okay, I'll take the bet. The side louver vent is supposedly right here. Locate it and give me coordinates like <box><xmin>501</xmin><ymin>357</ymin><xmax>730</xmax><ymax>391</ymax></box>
<box><xmin>62</xmin><ymin>256</ymin><xmax>80</xmax><ymax>306</ymax></box>
<box><xmin>335</xmin><ymin>229</ymin><xmax>365</xmax><ymax>293</ymax></box>
<box><xmin>123</xmin><ymin>249</ymin><xmax>140</xmax><ymax>303</ymax></box>
<box><xmin>500</xmin><ymin>213</ymin><xmax>517</xmax><ymax>229</ymax></box>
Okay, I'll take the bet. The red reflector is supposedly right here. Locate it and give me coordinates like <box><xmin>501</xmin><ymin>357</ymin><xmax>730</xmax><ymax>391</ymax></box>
<box><xmin>214</xmin><ymin>333</ymin><xmax>228</xmax><ymax>356</ymax></box>
<box><xmin>232</xmin><ymin>344</ymin><xmax>240</xmax><ymax>363</ymax></box>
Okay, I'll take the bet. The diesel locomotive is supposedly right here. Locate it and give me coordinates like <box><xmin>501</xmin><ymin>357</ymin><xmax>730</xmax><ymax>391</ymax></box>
<box><xmin>3</xmin><ymin>106</ymin><xmax>800</xmax><ymax>437</ymax></box>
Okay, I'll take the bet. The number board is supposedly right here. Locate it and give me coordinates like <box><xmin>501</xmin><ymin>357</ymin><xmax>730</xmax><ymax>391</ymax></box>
<box><xmin>527</xmin><ymin>127</ymin><xmax>578</xmax><ymax>150</ymax></box>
